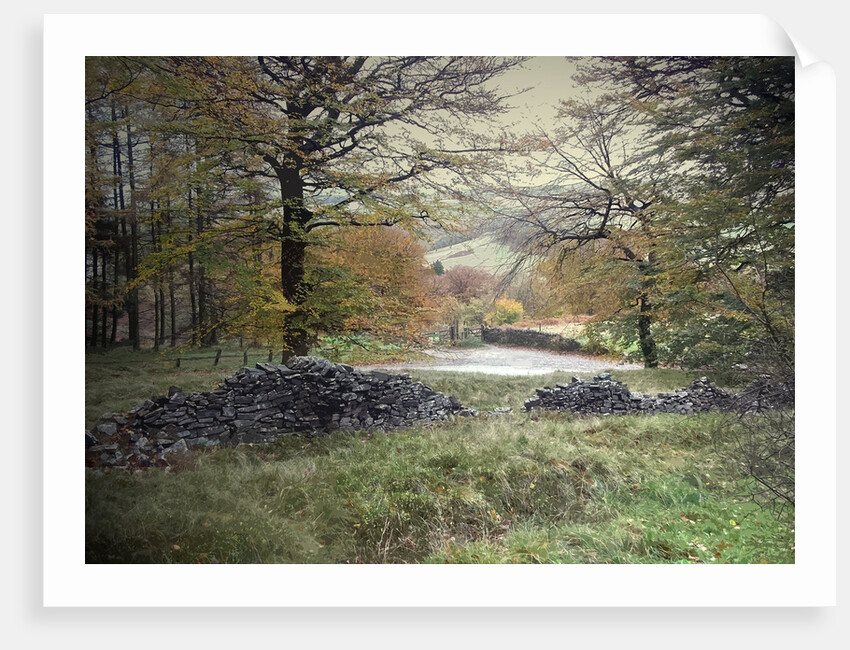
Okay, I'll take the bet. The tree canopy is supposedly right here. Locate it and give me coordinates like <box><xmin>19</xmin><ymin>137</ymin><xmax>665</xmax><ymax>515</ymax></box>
<box><xmin>85</xmin><ymin>55</ymin><xmax>794</xmax><ymax>380</ymax></box>
<box><xmin>85</xmin><ymin>56</ymin><xmax>524</xmax><ymax>354</ymax></box>
<box><xmin>486</xmin><ymin>56</ymin><xmax>794</xmax><ymax>374</ymax></box>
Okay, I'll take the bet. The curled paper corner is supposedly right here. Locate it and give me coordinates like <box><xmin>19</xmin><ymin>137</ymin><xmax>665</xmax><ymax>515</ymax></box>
<box><xmin>765</xmin><ymin>14</ymin><xmax>823</xmax><ymax>68</ymax></box>
<box><xmin>787</xmin><ymin>33</ymin><xmax>823</xmax><ymax>69</ymax></box>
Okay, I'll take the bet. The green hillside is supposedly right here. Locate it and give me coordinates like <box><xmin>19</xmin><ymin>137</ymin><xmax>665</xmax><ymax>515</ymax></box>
<box><xmin>424</xmin><ymin>233</ymin><xmax>518</xmax><ymax>275</ymax></box>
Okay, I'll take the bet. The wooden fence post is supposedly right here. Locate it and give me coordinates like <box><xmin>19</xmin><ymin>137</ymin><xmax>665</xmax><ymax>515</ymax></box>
<box><xmin>176</xmin><ymin>357</ymin><xmax>181</xmax><ymax>368</ymax></box>
<box><xmin>268</xmin><ymin>349</ymin><xmax>273</xmax><ymax>362</ymax></box>
<box><xmin>243</xmin><ymin>350</ymin><xmax>248</xmax><ymax>365</ymax></box>
<box><xmin>214</xmin><ymin>349</ymin><xmax>222</xmax><ymax>366</ymax></box>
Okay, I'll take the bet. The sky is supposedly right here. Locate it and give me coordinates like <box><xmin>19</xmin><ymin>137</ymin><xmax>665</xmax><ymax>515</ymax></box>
<box><xmin>495</xmin><ymin>56</ymin><xmax>581</xmax><ymax>132</ymax></box>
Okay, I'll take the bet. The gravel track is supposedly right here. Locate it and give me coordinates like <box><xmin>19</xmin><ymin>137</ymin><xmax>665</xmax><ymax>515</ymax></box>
<box><xmin>358</xmin><ymin>344</ymin><xmax>642</xmax><ymax>376</ymax></box>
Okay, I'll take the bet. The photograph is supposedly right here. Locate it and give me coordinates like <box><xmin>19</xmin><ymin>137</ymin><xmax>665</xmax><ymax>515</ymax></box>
<box><xmin>83</xmin><ymin>54</ymin><xmax>797</xmax><ymax>566</ymax></box>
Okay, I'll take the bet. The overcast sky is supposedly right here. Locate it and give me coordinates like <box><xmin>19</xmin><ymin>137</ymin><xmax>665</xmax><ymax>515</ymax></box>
<box><xmin>494</xmin><ymin>56</ymin><xmax>582</xmax><ymax>134</ymax></box>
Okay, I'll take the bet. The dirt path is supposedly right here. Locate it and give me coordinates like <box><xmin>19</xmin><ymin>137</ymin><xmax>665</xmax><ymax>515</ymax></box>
<box><xmin>358</xmin><ymin>344</ymin><xmax>642</xmax><ymax>376</ymax></box>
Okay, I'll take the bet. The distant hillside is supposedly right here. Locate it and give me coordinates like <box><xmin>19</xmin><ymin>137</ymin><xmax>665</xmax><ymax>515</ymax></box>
<box><xmin>425</xmin><ymin>231</ymin><xmax>471</xmax><ymax>251</ymax></box>
<box><xmin>424</xmin><ymin>233</ymin><xmax>519</xmax><ymax>276</ymax></box>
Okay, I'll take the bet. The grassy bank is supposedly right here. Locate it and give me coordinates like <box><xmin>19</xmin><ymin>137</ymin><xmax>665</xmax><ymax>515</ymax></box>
<box><xmin>85</xmin><ymin>355</ymin><xmax>793</xmax><ymax>564</ymax></box>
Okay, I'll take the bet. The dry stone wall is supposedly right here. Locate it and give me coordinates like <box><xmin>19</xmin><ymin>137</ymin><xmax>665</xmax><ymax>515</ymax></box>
<box><xmin>482</xmin><ymin>327</ymin><xmax>581</xmax><ymax>352</ymax></box>
<box><xmin>87</xmin><ymin>356</ymin><xmax>464</xmax><ymax>470</ymax></box>
<box><xmin>136</xmin><ymin>356</ymin><xmax>463</xmax><ymax>443</ymax></box>
<box><xmin>522</xmin><ymin>373</ymin><xmax>734</xmax><ymax>415</ymax></box>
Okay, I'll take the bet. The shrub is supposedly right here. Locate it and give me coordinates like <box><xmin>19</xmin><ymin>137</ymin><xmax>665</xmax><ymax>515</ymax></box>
<box><xmin>488</xmin><ymin>298</ymin><xmax>524</xmax><ymax>326</ymax></box>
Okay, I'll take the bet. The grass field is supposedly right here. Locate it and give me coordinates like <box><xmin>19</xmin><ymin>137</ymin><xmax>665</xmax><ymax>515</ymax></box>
<box><xmin>424</xmin><ymin>232</ymin><xmax>517</xmax><ymax>274</ymax></box>
<box><xmin>85</xmin><ymin>349</ymin><xmax>794</xmax><ymax>564</ymax></box>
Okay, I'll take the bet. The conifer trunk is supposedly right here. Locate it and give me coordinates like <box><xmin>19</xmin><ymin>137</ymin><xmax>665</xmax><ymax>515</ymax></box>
<box><xmin>159</xmin><ymin>287</ymin><xmax>166</xmax><ymax>344</ymax></box>
<box><xmin>187</xmin><ymin>184</ymin><xmax>198</xmax><ymax>344</ymax></box>
<box><xmin>188</xmin><ymin>250</ymin><xmax>197</xmax><ymax>343</ymax></box>
<box><xmin>169</xmin><ymin>281</ymin><xmax>177</xmax><ymax>347</ymax></box>
<box><xmin>91</xmin><ymin>247</ymin><xmax>99</xmax><ymax>347</ymax></box>
<box><xmin>150</xmin><ymin>187</ymin><xmax>159</xmax><ymax>351</ymax></box>
<box><xmin>195</xmin><ymin>189</ymin><xmax>210</xmax><ymax>346</ymax></box>
<box><xmin>110</xmin><ymin>250</ymin><xmax>119</xmax><ymax>346</ymax></box>
<box><xmin>125</xmin><ymin>116</ymin><xmax>140</xmax><ymax>350</ymax></box>
<box><xmin>106</xmin><ymin>100</ymin><xmax>120</xmax><ymax>347</ymax></box>
<box><xmin>100</xmin><ymin>249</ymin><xmax>108</xmax><ymax>347</ymax></box>
<box><xmin>153</xmin><ymin>287</ymin><xmax>160</xmax><ymax>352</ymax></box>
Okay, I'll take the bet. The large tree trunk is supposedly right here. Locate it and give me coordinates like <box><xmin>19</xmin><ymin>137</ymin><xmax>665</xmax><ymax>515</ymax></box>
<box><xmin>280</xmin><ymin>233</ymin><xmax>310</xmax><ymax>356</ymax></box>
<box><xmin>637</xmin><ymin>293</ymin><xmax>658</xmax><ymax>369</ymax></box>
<box><xmin>270</xmin><ymin>155</ymin><xmax>313</xmax><ymax>358</ymax></box>
<box><xmin>194</xmin><ymin>188</ymin><xmax>213</xmax><ymax>347</ymax></box>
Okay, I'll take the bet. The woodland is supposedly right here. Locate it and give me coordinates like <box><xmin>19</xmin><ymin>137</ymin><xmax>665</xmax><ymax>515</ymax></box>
<box><xmin>85</xmin><ymin>56</ymin><xmax>793</xmax><ymax>376</ymax></box>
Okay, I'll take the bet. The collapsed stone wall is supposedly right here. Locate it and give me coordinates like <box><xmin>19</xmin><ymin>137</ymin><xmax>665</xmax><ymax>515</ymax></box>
<box><xmin>87</xmin><ymin>356</ymin><xmax>463</xmax><ymax>470</ymax></box>
<box><xmin>732</xmin><ymin>379</ymin><xmax>795</xmax><ymax>413</ymax></box>
<box><xmin>522</xmin><ymin>373</ymin><xmax>734</xmax><ymax>415</ymax></box>
<box><xmin>482</xmin><ymin>327</ymin><xmax>581</xmax><ymax>352</ymax></box>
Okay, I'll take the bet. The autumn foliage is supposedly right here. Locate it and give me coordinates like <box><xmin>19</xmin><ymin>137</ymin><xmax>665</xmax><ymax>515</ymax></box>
<box><xmin>430</xmin><ymin>265</ymin><xmax>494</xmax><ymax>302</ymax></box>
<box><xmin>487</xmin><ymin>298</ymin><xmax>524</xmax><ymax>326</ymax></box>
<box><xmin>313</xmin><ymin>226</ymin><xmax>439</xmax><ymax>341</ymax></box>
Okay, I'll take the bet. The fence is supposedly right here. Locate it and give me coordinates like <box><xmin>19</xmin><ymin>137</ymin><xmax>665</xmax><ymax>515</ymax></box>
<box><xmin>89</xmin><ymin>327</ymin><xmax>488</xmax><ymax>366</ymax></box>
<box><xmin>427</xmin><ymin>326</ymin><xmax>482</xmax><ymax>343</ymax></box>
<box><xmin>86</xmin><ymin>348</ymin><xmax>290</xmax><ymax>367</ymax></box>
